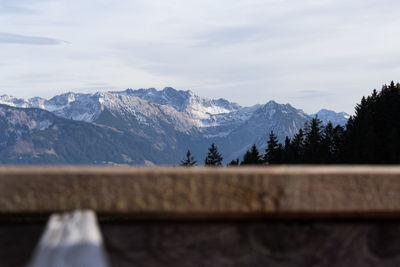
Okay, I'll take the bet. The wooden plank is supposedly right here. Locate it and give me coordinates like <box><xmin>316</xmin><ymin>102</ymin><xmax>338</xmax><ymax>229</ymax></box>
<box><xmin>3</xmin><ymin>218</ymin><xmax>400</xmax><ymax>266</ymax></box>
<box><xmin>1</xmin><ymin>166</ymin><xmax>400</xmax><ymax>218</ymax></box>
<box><xmin>0</xmin><ymin>219</ymin><xmax>44</xmax><ymax>267</ymax></box>
<box><xmin>101</xmin><ymin>220</ymin><xmax>400</xmax><ymax>267</ymax></box>
<box><xmin>27</xmin><ymin>210</ymin><xmax>109</xmax><ymax>267</ymax></box>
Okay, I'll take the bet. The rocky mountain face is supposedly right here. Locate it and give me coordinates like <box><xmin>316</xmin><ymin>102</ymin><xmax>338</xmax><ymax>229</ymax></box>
<box><xmin>0</xmin><ymin>104</ymin><xmax>179</xmax><ymax>165</ymax></box>
<box><xmin>0</xmin><ymin>88</ymin><xmax>349</xmax><ymax>164</ymax></box>
<box><xmin>313</xmin><ymin>109</ymin><xmax>349</xmax><ymax>126</ymax></box>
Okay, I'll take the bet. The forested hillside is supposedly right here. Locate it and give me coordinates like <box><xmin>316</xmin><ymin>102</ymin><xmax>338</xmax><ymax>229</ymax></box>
<box><xmin>185</xmin><ymin>82</ymin><xmax>400</xmax><ymax>165</ymax></box>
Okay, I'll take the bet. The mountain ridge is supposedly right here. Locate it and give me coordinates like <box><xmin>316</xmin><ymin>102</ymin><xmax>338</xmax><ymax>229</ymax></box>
<box><xmin>0</xmin><ymin>87</ymin><xmax>348</xmax><ymax>128</ymax></box>
<box><xmin>0</xmin><ymin>87</ymin><xmax>349</xmax><ymax>164</ymax></box>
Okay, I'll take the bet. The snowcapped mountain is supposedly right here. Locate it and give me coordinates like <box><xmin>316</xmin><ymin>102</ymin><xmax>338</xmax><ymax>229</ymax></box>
<box><xmin>0</xmin><ymin>88</ymin><xmax>348</xmax><ymax>130</ymax></box>
<box><xmin>0</xmin><ymin>87</ymin><xmax>349</xmax><ymax>164</ymax></box>
<box><xmin>0</xmin><ymin>92</ymin><xmax>101</xmax><ymax>122</ymax></box>
<box><xmin>213</xmin><ymin>101</ymin><xmax>311</xmax><ymax>160</ymax></box>
<box><xmin>0</xmin><ymin>88</ymin><xmax>243</xmax><ymax>129</ymax></box>
<box><xmin>313</xmin><ymin>109</ymin><xmax>350</xmax><ymax>126</ymax></box>
<box><xmin>0</xmin><ymin>104</ymin><xmax>181</xmax><ymax>165</ymax></box>
<box><xmin>117</xmin><ymin>87</ymin><xmax>241</xmax><ymax>114</ymax></box>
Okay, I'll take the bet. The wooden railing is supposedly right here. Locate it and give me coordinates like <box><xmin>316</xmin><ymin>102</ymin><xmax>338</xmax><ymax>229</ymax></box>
<box><xmin>1</xmin><ymin>166</ymin><xmax>400</xmax><ymax>267</ymax></box>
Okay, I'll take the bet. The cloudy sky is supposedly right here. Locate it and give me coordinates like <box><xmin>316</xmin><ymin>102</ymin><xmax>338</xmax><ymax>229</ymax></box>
<box><xmin>1</xmin><ymin>0</ymin><xmax>400</xmax><ymax>114</ymax></box>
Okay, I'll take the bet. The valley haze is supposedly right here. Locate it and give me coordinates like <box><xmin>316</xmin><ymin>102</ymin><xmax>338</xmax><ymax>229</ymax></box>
<box><xmin>0</xmin><ymin>87</ymin><xmax>348</xmax><ymax>165</ymax></box>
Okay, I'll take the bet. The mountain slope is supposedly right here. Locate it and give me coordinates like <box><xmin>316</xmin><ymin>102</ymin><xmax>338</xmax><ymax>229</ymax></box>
<box><xmin>313</xmin><ymin>109</ymin><xmax>349</xmax><ymax>126</ymax></box>
<box><xmin>210</xmin><ymin>101</ymin><xmax>309</xmax><ymax>160</ymax></box>
<box><xmin>0</xmin><ymin>105</ymin><xmax>179</xmax><ymax>165</ymax></box>
<box><xmin>0</xmin><ymin>88</ymin><xmax>349</xmax><ymax>164</ymax></box>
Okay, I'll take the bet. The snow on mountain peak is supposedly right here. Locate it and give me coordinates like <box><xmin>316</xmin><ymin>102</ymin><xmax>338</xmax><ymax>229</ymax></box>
<box><xmin>314</xmin><ymin>109</ymin><xmax>349</xmax><ymax>126</ymax></box>
<box><xmin>0</xmin><ymin>87</ymin><xmax>349</xmax><ymax>137</ymax></box>
<box><xmin>0</xmin><ymin>95</ymin><xmax>31</xmax><ymax>108</ymax></box>
<box><xmin>109</xmin><ymin>87</ymin><xmax>242</xmax><ymax>127</ymax></box>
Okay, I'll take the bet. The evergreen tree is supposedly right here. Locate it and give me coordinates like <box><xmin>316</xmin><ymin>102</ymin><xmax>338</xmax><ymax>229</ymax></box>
<box><xmin>291</xmin><ymin>128</ymin><xmax>305</xmax><ymax>163</ymax></box>
<box><xmin>250</xmin><ymin>80</ymin><xmax>400</xmax><ymax>164</ymax></box>
<box><xmin>282</xmin><ymin>136</ymin><xmax>294</xmax><ymax>163</ymax></box>
<box><xmin>303</xmin><ymin>117</ymin><xmax>324</xmax><ymax>163</ymax></box>
<box><xmin>387</xmin><ymin>129</ymin><xmax>400</xmax><ymax>163</ymax></box>
<box><xmin>204</xmin><ymin>143</ymin><xmax>223</xmax><ymax>166</ymax></box>
<box><xmin>264</xmin><ymin>131</ymin><xmax>282</xmax><ymax>164</ymax></box>
<box><xmin>180</xmin><ymin>150</ymin><xmax>197</xmax><ymax>167</ymax></box>
<box><xmin>344</xmin><ymin>81</ymin><xmax>400</xmax><ymax>163</ymax></box>
<box><xmin>241</xmin><ymin>144</ymin><xmax>263</xmax><ymax>165</ymax></box>
<box><xmin>227</xmin><ymin>158</ymin><xmax>240</xmax><ymax>166</ymax></box>
<box><xmin>331</xmin><ymin>125</ymin><xmax>345</xmax><ymax>163</ymax></box>
<box><xmin>321</xmin><ymin>122</ymin><xmax>335</xmax><ymax>163</ymax></box>
<box><xmin>276</xmin><ymin>144</ymin><xmax>284</xmax><ymax>163</ymax></box>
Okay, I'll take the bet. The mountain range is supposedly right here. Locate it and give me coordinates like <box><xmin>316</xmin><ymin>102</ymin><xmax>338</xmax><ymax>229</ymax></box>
<box><xmin>0</xmin><ymin>87</ymin><xmax>349</xmax><ymax>165</ymax></box>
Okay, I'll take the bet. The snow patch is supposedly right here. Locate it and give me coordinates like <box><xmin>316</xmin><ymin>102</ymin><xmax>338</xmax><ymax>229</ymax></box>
<box><xmin>203</xmin><ymin>131</ymin><xmax>230</xmax><ymax>138</ymax></box>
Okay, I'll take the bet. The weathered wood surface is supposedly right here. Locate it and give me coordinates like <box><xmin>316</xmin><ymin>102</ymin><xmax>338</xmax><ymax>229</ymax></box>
<box><xmin>93</xmin><ymin>220</ymin><xmax>400</xmax><ymax>267</ymax></box>
<box><xmin>27</xmin><ymin>210</ymin><xmax>109</xmax><ymax>267</ymax></box>
<box><xmin>3</xmin><ymin>219</ymin><xmax>400</xmax><ymax>267</ymax></box>
<box><xmin>2</xmin><ymin>218</ymin><xmax>400</xmax><ymax>267</ymax></box>
<box><xmin>1</xmin><ymin>166</ymin><xmax>400</xmax><ymax>217</ymax></box>
<box><xmin>0</xmin><ymin>219</ymin><xmax>44</xmax><ymax>267</ymax></box>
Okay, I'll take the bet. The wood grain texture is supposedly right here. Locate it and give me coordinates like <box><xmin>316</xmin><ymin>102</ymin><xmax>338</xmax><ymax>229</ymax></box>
<box><xmin>3</xmin><ymin>219</ymin><xmax>400</xmax><ymax>267</ymax></box>
<box><xmin>1</xmin><ymin>166</ymin><xmax>400</xmax><ymax>218</ymax></box>
<box><xmin>0</xmin><ymin>220</ymin><xmax>44</xmax><ymax>267</ymax></box>
<box><xmin>101</xmin><ymin>221</ymin><xmax>400</xmax><ymax>267</ymax></box>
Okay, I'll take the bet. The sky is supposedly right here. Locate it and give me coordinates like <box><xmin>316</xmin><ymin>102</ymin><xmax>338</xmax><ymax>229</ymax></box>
<box><xmin>1</xmin><ymin>0</ymin><xmax>400</xmax><ymax>114</ymax></box>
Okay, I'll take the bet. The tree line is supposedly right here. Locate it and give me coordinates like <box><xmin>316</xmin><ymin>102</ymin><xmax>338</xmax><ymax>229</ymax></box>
<box><xmin>181</xmin><ymin>81</ymin><xmax>400</xmax><ymax>166</ymax></box>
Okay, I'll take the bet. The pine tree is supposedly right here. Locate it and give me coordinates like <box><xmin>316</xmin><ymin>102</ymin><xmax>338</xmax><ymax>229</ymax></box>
<box><xmin>303</xmin><ymin>117</ymin><xmax>324</xmax><ymax>163</ymax></box>
<box><xmin>227</xmin><ymin>158</ymin><xmax>239</xmax><ymax>166</ymax></box>
<box><xmin>321</xmin><ymin>122</ymin><xmax>334</xmax><ymax>163</ymax></box>
<box><xmin>264</xmin><ymin>131</ymin><xmax>281</xmax><ymax>164</ymax></box>
<box><xmin>331</xmin><ymin>125</ymin><xmax>345</xmax><ymax>163</ymax></box>
<box><xmin>282</xmin><ymin>136</ymin><xmax>294</xmax><ymax>163</ymax></box>
<box><xmin>241</xmin><ymin>144</ymin><xmax>262</xmax><ymax>165</ymax></box>
<box><xmin>344</xmin><ymin>81</ymin><xmax>400</xmax><ymax>163</ymax></box>
<box><xmin>204</xmin><ymin>143</ymin><xmax>223</xmax><ymax>166</ymax></box>
<box><xmin>180</xmin><ymin>150</ymin><xmax>197</xmax><ymax>167</ymax></box>
<box><xmin>387</xmin><ymin>129</ymin><xmax>400</xmax><ymax>163</ymax></box>
<box><xmin>291</xmin><ymin>128</ymin><xmax>305</xmax><ymax>163</ymax></box>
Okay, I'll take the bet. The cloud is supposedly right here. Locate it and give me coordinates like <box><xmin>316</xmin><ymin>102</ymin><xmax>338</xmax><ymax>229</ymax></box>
<box><xmin>293</xmin><ymin>90</ymin><xmax>334</xmax><ymax>99</ymax></box>
<box><xmin>196</xmin><ymin>26</ymin><xmax>262</xmax><ymax>47</ymax></box>
<box><xmin>0</xmin><ymin>32</ymin><xmax>65</xmax><ymax>45</ymax></box>
<box><xmin>0</xmin><ymin>5</ymin><xmax>34</xmax><ymax>14</ymax></box>
<box><xmin>1</xmin><ymin>0</ymin><xmax>400</xmax><ymax>114</ymax></box>
<box><xmin>0</xmin><ymin>1</ymin><xmax>37</xmax><ymax>14</ymax></box>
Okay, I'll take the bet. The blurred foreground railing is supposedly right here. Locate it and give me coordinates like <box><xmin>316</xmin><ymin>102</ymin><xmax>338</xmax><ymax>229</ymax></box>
<box><xmin>1</xmin><ymin>166</ymin><xmax>400</xmax><ymax>267</ymax></box>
